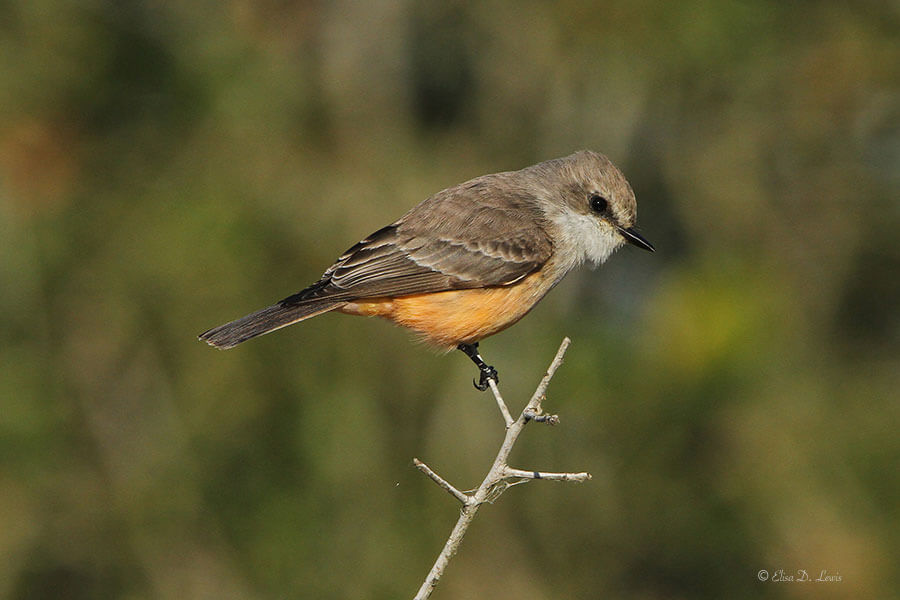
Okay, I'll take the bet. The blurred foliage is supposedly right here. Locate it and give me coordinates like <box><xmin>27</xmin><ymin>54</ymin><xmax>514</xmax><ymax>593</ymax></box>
<box><xmin>1</xmin><ymin>1</ymin><xmax>898</xmax><ymax>599</ymax></box>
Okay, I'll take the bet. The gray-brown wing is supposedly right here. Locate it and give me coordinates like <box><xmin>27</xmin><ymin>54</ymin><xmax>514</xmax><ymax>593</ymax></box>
<box><xmin>283</xmin><ymin>176</ymin><xmax>553</xmax><ymax>304</ymax></box>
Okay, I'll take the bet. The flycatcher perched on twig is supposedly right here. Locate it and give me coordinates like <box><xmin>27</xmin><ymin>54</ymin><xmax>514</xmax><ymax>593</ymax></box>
<box><xmin>199</xmin><ymin>150</ymin><xmax>654</xmax><ymax>389</ymax></box>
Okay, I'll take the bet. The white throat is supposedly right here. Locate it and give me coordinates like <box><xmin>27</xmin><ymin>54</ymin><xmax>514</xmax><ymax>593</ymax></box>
<box><xmin>547</xmin><ymin>210</ymin><xmax>624</xmax><ymax>272</ymax></box>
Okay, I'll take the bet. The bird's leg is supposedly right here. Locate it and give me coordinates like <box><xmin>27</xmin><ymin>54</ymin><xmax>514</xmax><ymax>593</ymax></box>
<box><xmin>457</xmin><ymin>342</ymin><xmax>499</xmax><ymax>391</ymax></box>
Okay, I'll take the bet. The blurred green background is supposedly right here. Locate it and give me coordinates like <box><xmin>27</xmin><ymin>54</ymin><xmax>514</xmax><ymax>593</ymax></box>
<box><xmin>1</xmin><ymin>2</ymin><xmax>898</xmax><ymax>599</ymax></box>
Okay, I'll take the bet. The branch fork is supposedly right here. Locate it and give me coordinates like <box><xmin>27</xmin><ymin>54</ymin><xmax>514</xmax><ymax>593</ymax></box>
<box><xmin>412</xmin><ymin>337</ymin><xmax>590</xmax><ymax>600</ymax></box>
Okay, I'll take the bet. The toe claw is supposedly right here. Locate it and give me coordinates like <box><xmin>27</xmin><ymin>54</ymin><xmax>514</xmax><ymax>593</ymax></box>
<box><xmin>474</xmin><ymin>366</ymin><xmax>498</xmax><ymax>391</ymax></box>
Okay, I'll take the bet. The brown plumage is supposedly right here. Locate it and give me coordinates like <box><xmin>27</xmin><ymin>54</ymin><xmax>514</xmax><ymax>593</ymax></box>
<box><xmin>198</xmin><ymin>150</ymin><xmax>653</xmax><ymax>354</ymax></box>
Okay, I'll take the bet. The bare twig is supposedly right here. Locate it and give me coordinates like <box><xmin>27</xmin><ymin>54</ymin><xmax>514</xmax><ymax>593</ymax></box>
<box><xmin>502</xmin><ymin>466</ymin><xmax>592</xmax><ymax>482</ymax></box>
<box><xmin>487</xmin><ymin>378</ymin><xmax>514</xmax><ymax>427</ymax></box>
<box><xmin>413</xmin><ymin>458</ymin><xmax>470</xmax><ymax>505</ymax></box>
<box><xmin>413</xmin><ymin>337</ymin><xmax>588</xmax><ymax>600</ymax></box>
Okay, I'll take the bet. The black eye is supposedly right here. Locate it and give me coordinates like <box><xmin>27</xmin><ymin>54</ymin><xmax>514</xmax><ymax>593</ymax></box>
<box><xmin>589</xmin><ymin>193</ymin><xmax>608</xmax><ymax>213</ymax></box>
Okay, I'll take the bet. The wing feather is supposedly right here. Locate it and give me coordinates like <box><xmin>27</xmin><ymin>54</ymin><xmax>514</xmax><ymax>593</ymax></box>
<box><xmin>281</xmin><ymin>174</ymin><xmax>554</xmax><ymax>305</ymax></box>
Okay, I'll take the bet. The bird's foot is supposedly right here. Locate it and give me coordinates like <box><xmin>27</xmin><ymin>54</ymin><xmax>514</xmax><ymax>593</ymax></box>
<box><xmin>474</xmin><ymin>364</ymin><xmax>499</xmax><ymax>391</ymax></box>
<box><xmin>457</xmin><ymin>342</ymin><xmax>500</xmax><ymax>392</ymax></box>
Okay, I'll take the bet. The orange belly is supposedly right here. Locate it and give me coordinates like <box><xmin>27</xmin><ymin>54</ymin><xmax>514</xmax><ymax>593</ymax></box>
<box><xmin>338</xmin><ymin>271</ymin><xmax>552</xmax><ymax>349</ymax></box>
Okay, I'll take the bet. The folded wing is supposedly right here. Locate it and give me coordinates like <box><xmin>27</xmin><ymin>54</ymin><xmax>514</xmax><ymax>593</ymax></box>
<box><xmin>283</xmin><ymin>177</ymin><xmax>554</xmax><ymax>304</ymax></box>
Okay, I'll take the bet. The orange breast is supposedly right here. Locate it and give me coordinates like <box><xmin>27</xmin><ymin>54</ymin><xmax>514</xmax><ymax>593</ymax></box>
<box><xmin>338</xmin><ymin>271</ymin><xmax>552</xmax><ymax>350</ymax></box>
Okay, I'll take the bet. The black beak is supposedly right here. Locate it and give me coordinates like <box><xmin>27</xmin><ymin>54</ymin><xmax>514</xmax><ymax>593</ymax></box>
<box><xmin>616</xmin><ymin>225</ymin><xmax>655</xmax><ymax>252</ymax></box>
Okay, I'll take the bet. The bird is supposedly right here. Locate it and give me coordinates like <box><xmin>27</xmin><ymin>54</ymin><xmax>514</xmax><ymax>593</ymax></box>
<box><xmin>199</xmin><ymin>150</ymin><xmax>654</xmax><ymax>389</ymax></box>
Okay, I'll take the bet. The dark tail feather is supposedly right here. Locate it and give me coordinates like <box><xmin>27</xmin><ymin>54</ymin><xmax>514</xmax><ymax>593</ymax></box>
<box><xmin>198</xmin><ymin>300</ymin><xmax>342</xmax><ymax>349</ymax></box>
